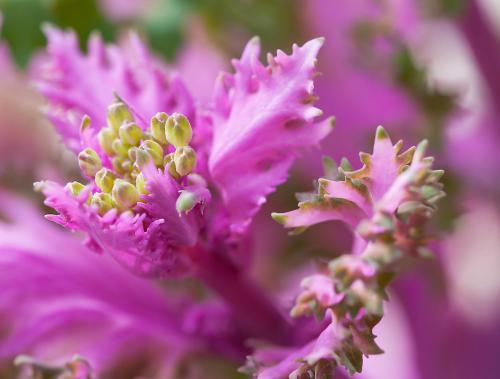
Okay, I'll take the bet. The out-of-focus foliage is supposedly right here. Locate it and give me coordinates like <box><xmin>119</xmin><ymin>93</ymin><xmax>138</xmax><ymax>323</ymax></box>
<box><xmin>0</xmin><ymin>0</ymin><xmax>115</xmax><ymax>67</ymax></box>
<box><xmin>0</xmin><ymin>0</ymin><xmax>302</xmax><ymax>67</ymax></box>
<box><xmin>194</xmin><ymin>0</ymin><xmax>301</xmax><ymax>56</ymax></box>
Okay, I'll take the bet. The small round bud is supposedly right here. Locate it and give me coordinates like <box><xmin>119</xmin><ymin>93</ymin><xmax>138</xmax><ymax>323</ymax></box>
<box><xmin>176</xmin><ymin>191</ymin><xmax>197</xmax><ymax>214</ymax></box>
<box><xmin>135</xmin><ymin>148</ymin><xmax>153</xmax><ymax>169</ymax></box>
<box><xmin>112</xmin><ymin>139</ymin><xmax>130</xmax><ymax>158</ymax></box>
<box><xmin>112</xmin><ymin>157</ymin><xmax>127</xmax><ymax>175</ymax></box>
<box><xmin>141</xmin><ymin>140</ymin><xmax>164</xmax><ymax>167</ymax></box>
<box><xmin>64</xmin><ymin>181</ymin><xmax>91</xmax><ymax>204</ymax></box>
<box><xmin>107</xmin><ymin>100</ymin><xmax>133</xmax><ymax>132</ymax></box>
<box><xmin>164</xmin><ymin>153</ymin><xmax>180</xmax><ymax>179</ymax></box>
<box><xmin>174</xmin><ymin>146</ymin><xmax>196</xmax><ymax>176</ymax></box>
<box><xmin>121</xmin><ymin>160</ymin><xmax>133</xmax><ymax>173</ymax></box>
<box><xmin>80</xmin><ymin>115</ymin><xmax>91</xmax><ymax>133</ymax></box>
<box><xmin>150</xmin><ymin>112</ymin><xmax>168</xmax><ymax>145</ymax></box>
<box><xmin>128</xmin><ymin>147</ymin><xmax>138</xmax><ymax>162</ymax></box>
<box><xmin>165</xmin><ymin>113</ymin><xmax>192</xmax><ymax>148</ymax></box>
<box><xmin>65</xmin><ymin>181</ymin><xmax>86</xmax><ymax>196</ymax></box>
<box><xmin>78</xmin><ymin>148</ymin><xmax>102</xmax><ymax>177</ymax></box>
<box><xmin>119</xmin><ymin>122</ymin><xmax>142</xmax><ymax>146</ymax></box>
<box><xmin>97</xmin><ymin>127</ymin><xmax>117</xmax><ymax>156</ymax></box>
<box><xmin>135</xmin><ymin>172</ymin><xmax>148</xmax><ymax>195</ymax></box>
<box><xmin>91</xmin><ymin>192</ymin><xmax>115</xmax><ymax>216</ymax></box>
<box><xmin>95</xmin><ymin>168</ymin><xmax>116</xmax><ymax>193</ymax></box>
<box><xmin>112</xmin><ymin>179</ymin><xmax>140</xmax><ymax>211</ymax></box>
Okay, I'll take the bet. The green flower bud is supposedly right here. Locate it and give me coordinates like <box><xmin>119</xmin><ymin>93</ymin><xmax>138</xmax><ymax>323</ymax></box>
<box><xmin>97</xmin><ymin>127</ymin><xmax>117</xmax><ymax>156</ymax></box>
<box><xmin>174</xmin><ymin>146</ymin><xmax>196</xmax><ymax>176</ymax></box>
<box><xmin>91</xmin><ymin>192</ymin><xmax>115</xmax><ymax>215</ymax></box>
<box><xmin>112</xmin><ymin>157</ymin><xmax>127</xmax><ymax>175</ymax></box>
<box><xmin>165</xmin><ymin>113</ymin><xmax>192</xmax><ymax>148</ymax></box>
<box><xmin>176</xmin><ymin>191</ymin><xmax>197</xmax><ymax>214</ymax></box>
<box><xmin>107</xmin><ymin>100</ymin><xmax>133</xmax><ymax>132</ymax></box>
<box><xmin>78</xmin><ymin>148</ymin><xmax>102</xmax><ymax>177</ymax></box>
<box><xmin>119</xmin><ymin>122</ymin><xmax>142</xmax><ymax>146</ymax></box>
<box><xmin>64</xmin><ymin>181</ymin><xmax>91</xmax><ymax>204</ymax></box>
<box><xmin>112</xmin><ymin>179</ymin><xmax>139</xmax><ymax>211</ymax></box>
<box><xmin>128</xmin><ymin>147</ymin><xmax>138</xmax><ymax>162</ymax></box>
<box><xmin>121</xmin><ymin>160</ymin><xmax>133</xmax><ymax>173</ymax></box>
<box><xmin>80</xmin><ymin>115</ymin><xmax>91</xmax><ymax>133</ymax></box>
<box><xmin>141</xmin><ymin>139</ymin><xmax>164</xmax><ymax>166</ymax></box>
<box><xmin>111</xmin><ymin>139</ymin><xmax>130</xmax><ymax>158</ymax></box>
<box><xmin>65</xmin><ymin>181</ymin><xmax>86</xmax><ymax>196</ymax></box>
<box><xmin>164</xmin><ymin>153</ymin><xmax>180</xmax><ymax>179</ymax></box>
<box><xmin>95</xmin><ymin>168</ymin><xmax>116</xmax><ymax>193</ymax></box>
<box><xmin>135</xmin><ymin>148</ymin><xmax>153</xmax><ymax>169</ymax></box>
<box><xmin>150</xmin><ymin>112</ymin><xmax>168</xmax><ymax>145</ymax></box>
<box><xmin>135</xmin><ymin>172</ymin><xmax>148</xmax><ymax>195</ymax></box>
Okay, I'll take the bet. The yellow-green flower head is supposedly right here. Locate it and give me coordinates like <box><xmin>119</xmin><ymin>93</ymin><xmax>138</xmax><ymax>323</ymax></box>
<box><xmin>107</xmin><ymin>99</ymin><xmax>133</xmax><ymax>132</ymax></box>
<box><xmin>174</xmin><ymin>146</ymin><xmax>196</xmax><ymax>176</ymax></box>
<box><xmin>165</xmin><ymin>113</ymin><xmax>192</xmax><ymax>148</ymax></box>
<box><xmin>78</xmin><ymin>148</ymin><xmax>102</xmax><ymax>177</ymax></box>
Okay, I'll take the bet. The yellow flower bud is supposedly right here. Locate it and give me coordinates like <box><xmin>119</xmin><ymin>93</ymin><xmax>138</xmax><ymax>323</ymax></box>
<box><xmin>176</xmin><ymin>191</ymin><xmax>197</xmax><ymax>214</ymax></box>
<box><xmin>80</xmin><ymin>115</ymin><xmax>91</xmax><ymax>133</ymax></box>
<box><xmin>97</xmin><ymin>127</ymin><xmax>117</xmax><ymax>156</ymax></box>
<box><xmin>121</xmin><ymin>160</ymin><xmax>133</xmax><ymax>173</ymax></box>
<box><xmin>112</xmin><ymin>179</ymin><xmax>140</xmax><ymax>211</ymax></box>
<box><xmin>128</xmin><ymin>147</ymin><xmax>138</xmax><ymax>162</ymax></box>
<box><xmin>150</xmin><ymin>112</ymin><xmax>168</xmax><ymax>145</ymax></box>
<box><xmin>94</xmin><ymin>168</ymin><xmax>116</xmax><ymax>193</ymax></box>
<box><xmin>165</xmin><ymin>113</ymin><xmax>192</xmax><ymax>148</ymax></box>
<box><xmin>174</xmin><ymin>146</ymin><xmax>196</xmax><ymax>176</ymax></box>
<box><xmin>65</xmin><ymin>181</ymin><xmax>86</xmax><ymax>196</ymax></box>
<box><xmin>112</xmin><ymin>157</ymin><xmax>127</xmax><ymax>175</ymax></box>
<box><xmin>164</xmin><ymin>153</ymin><xmax>180</xmax><ymax>179</ymax></box>
<box><xmin>141</xmin><ymin>140</ymin><xmax>164</xmax><ymax>167</ymax></box>
<box><xmin>107</xmin><ymin>100</ymin><xmax>133</xmax><ymax>132</ymax></box>
<box><xmin>91</xmin><ymin>192</ymin><xmax>115</xmax><ymax>216</ymax></box>
<box><xmin>64</xmin><ymin>181</ymin><xmax>91</xmax><ymax>204</ymax></box>
<box><xmin>134</xmin><ymin>148</ymin><xmax>152</xmax><ymax>169</ymax></box>
<box><xmin>135</xmin><ymin>172</ymin><xmax>148</xmax><ymax>195</ymax></box>
<box><xmin>119</xmin><ymin>122</ymin><xmax>142</xmax><ymax>146</ymax></box>
<box><xmin>111</xmin><ymin>139</ymin><xmax>130</xmax><ymax>158</ymax></box>
<box><xmin>78</xmin><ymin>148</ymin><xmax>102</xmax><ymax>177</ymax></box>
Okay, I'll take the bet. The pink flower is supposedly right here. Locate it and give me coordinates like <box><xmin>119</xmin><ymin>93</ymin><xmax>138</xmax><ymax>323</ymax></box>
<box><xmin>33</xmin><ymin>27</ymin><xmax>333</xmax><ymax>346</ymax></box>
<box><xmin>35</xmin><ymin>27</ymin><xmax>332</xmax><ymax>280</ymax></box>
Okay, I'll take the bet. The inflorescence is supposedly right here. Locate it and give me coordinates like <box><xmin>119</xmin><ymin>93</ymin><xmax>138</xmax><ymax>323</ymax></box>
<box><xmin>67</xmin><ymin>98</ymin><xmax>199</xmax><ymax>216</ymax></box>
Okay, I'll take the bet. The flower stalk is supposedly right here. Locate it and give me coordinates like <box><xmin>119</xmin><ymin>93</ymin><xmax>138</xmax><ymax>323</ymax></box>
<box><xmin>192</xmin><ymin>247</ymin><xmax>295</xmax><ymax>345</ymax></box>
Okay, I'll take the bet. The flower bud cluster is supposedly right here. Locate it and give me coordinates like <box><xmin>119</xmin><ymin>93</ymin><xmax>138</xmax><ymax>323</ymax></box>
<box><xmin>14</xmin><ymin>354</ymin><xmax>93</xmax><ymax>379</ymax></box>
<box><xmin>71</xmin><ymin>99</ymin><xmax>199</xmax><ymax>216</ymax></box>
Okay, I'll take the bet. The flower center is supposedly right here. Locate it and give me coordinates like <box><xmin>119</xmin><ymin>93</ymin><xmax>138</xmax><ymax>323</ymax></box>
<box><xmin>67</xmin><ymin>98</ymin><xmax>199</xmax><ymax>215</ymax></box>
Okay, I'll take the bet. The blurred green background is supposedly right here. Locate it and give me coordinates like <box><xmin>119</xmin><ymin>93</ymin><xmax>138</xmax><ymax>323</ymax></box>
<box><xmin>0</xmin><ymin>0</ymin><xmax>301</xmax><ymax>67</ymax></box>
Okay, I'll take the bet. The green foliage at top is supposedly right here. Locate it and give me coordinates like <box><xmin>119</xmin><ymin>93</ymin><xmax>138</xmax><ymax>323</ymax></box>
<box><xmin>0</xmin><ymin>0</ymin><xmax>116</xmax><ymax>67</ymax></box>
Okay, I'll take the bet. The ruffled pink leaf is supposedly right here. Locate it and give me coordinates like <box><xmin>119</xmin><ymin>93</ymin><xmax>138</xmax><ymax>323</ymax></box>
<box><xmin>35</xmin><ymin>26</ymin><xmax>194</xmax><ymax>152</ymax></box>
<box><xmin>345</xmin><ymin>126</ymin><xmax>415</xmax><ymax>203</ymax></box>
<box><xmin>139</xmin><ymin>162</ymin><xmax>210</xmax><ymax>247</ymax></box>
<box><xmin>247</xmin><ymin>311</ymin><xmax>355</xmax><ymax>378</ymax></box>
<box><xmin>0</xmin><ymin>194</ymin><xmax>196</xmax><ymax>375</ymax></box>
<box><xmin>273</xmin><ymin>127</ymin><xmax>416</xmax><ymax>231</ymax></box>
<box><xmin>272</xmin><ymin>197</ymin><xmax>366</xmax><ymax>230</ymax></box>
<box><xmin>208</xmin><ymin>37</ymin><xmax>334</xmax><ymax>234</ymax></box>
<box><xmin>291</xmin><ymin>273</ymin><xmax>345</xmax><ymax>318</ymax></box>
<box><xmin>36</xmin><ymin>180</ymin><xmax>193</xmax><ymax>278</ymax></box>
